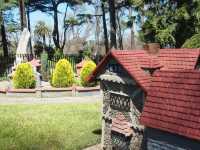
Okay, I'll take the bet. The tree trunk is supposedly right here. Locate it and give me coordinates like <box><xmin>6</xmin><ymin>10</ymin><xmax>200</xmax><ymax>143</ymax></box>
<box><xmin>129</xmin><ymin>8</ymin><xmax>135</xmax><ymax>49</ymax></box>
<box><xmin>95</xmin><ymin>6</ymin><xmax>100</xmax><ymax>56</ymax></box>
<box><xmin>60</xmin><ymin>4</ymin><xmax>68</xmax><ymax>51</ymax></box>
<box><xmin>72</xmin><ymin>26</ymin><xmax>75</xmax><ymax>39</ymax></box>
<box><xmin>27</xmin><ymin>4</ymin><xmax>33</xmax><ymax>55</ymax></box>
<box><xmin>43</xmin><ymin>35</ymin><xmax>46</xmax><ymax>52</ymax></box>
<box><xmin>101</xmin><ymin>0</ymin><xmax>109</xmax><ymax>53</ymax></box>
<box><xmin>19</xmin><ymin>0</ymin><xmax>27</xmax><ymax>31</ymax></box>
<box><xmin>1</xmin><ymin>23</ymin><xmax>8</xmax><ymax>57</ymax></box>
<box><xmin>116</xmin><ymin>10</ymin><xmax>123</xmax><ymax>50</ymax></box>
<box><xmin>0</xmin><ymin>11</ymin><xmax>8</xmax><ymax>57</ymax></box>
<box><xmin>108</xmin><ymin>0</ymin><xmax>117</xmax><ymax>49</ymax></box>
<box><xmin>27</xmin><ymin>6</ymin><xmax>31</xmax><ymax>32</ymax></box>
<box><xmin>52</xmin><ymin>3</ymin><xmax>60</xmax><ymax>49</ymax></box>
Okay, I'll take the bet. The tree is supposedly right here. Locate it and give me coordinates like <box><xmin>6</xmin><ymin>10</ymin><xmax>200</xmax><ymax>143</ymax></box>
<box><xmin>19</xmin><ymin>0</ymin><xmax>27</xmax><ymax>30</ymax></box>
<box><xmin>65</xmin><ymin>17</ymin><xmax>80</xmax><ymax>38</ymax></box>
<box><xmin>101</xmin><ymin>0</ymin><xmax>109</xmax><ymax>53</ymax></box>
<box><xmin>51</xmin><ymin>1</ymin><xmax>91</xmax><ymax>50</ymax></box>
<box><xmin>182</xmin><ymin>34</ymin><xmax>200</xmax><ymax>48</ymax></box>
<box><xmin>0</xmin><ymin>0</ymin><xmax>16</xmax><ymax>56</ymax></box>
<box><xmin>29</xmin><ymin>0</ymin><xmax>92</xmax><ymax>50</ymax></box>
<box><xmin>7</xmin><ymin>22</ymin><xmax>21</xmax><ymax>48</ymax></box>
<box><xmin>95</xmin><ymin>4</ymin><xmax>101</xmax><ymax>54</ymax></box>
<box><xmin>76</xmin><ymin>0</ymin><xmax>109</xmax><ymax>54</ymax></box>
<box><xmin>137</xmin><ymin>0</ymin><xmax>198</xmax><ymax>48</ymax></box>
<box><xmin>128</xmin><ymin>7</ymin><xmax>135</xmax><ymax>49</ymax></box>
<box><xmin>108</xmin><ymin>0</ymin><xmax>117</xmax><ymax>49</ymax></box>
<box><xmin>0</xmin><ymin>11</ymin><xmax>8</xmax><ymax>56</ymax></box>
<box><xmin>106</xmin><ymin>0</ymin><xmax>139</xmax><ymax>50</ymax></box>
<box><xmin>34</xmin><ymin>21</ymin><xmax>51</xmax><ymax>51</ymax></box>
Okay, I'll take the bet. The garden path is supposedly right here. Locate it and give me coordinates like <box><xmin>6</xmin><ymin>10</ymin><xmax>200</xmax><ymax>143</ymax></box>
<box><xmin>0</xmin><ymin>95</ymin><xmax>101</xmax><ymax>104</ymax></box>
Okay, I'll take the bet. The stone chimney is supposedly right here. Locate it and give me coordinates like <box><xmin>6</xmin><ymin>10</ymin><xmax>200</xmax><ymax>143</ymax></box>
<box><xmin>144</xmin><ymin>43</ymin><xmax>160</xmax><ymax>55</ymax></box>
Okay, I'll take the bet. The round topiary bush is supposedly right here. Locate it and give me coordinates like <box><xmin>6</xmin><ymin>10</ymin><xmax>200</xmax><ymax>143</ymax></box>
<box><xmin>80</xmin><ymin>60</ymin><xmax>96</xmax><ymax>87</ymax></box>
<box><xmin>13</xmin><ymin>63</ymin><xmax>36</xmax><ymax>89</ymax></box>
<box><xmin>52</xmin><ymin>59</ymin><xmax>74</xmax><ymax>87</ymax></box>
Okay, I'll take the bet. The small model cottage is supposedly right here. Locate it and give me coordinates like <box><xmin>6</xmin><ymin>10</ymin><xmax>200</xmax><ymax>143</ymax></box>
<box><xmin>88</xmin><ymin>48</ymin><xmax>200</xmax><ymax>150</ymax></box>
<box><xmin>140</xmin><ymin>70</ymin><xmax>200</xmax><ymax>150</ymax></box>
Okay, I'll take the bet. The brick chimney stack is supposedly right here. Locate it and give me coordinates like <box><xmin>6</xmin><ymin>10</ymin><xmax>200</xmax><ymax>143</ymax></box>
<box><xmin>144</xmin><ymin>43</ymin><xmax>160</xmax><ymax>55</ymax></box>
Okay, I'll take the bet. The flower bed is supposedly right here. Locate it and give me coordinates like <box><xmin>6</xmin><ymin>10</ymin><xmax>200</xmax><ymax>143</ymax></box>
<box><xmin>0</xmin><ymin>58</ymin><xmax>99</xmax><ymax>98</ymax></box>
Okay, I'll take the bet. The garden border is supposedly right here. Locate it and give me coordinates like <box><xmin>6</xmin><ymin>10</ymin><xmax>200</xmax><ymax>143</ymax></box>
<box><xmin>0</xmin><ymin>86</ymin><xmax>100</xmax><ymax>98</ymax></box>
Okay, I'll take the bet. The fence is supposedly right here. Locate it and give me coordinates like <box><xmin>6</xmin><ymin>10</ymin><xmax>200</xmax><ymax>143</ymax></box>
<box><xmin>47</xmin><ymin>55</ymin><xmax>81</xmax><ymax>73</ymax></box>
<box><xmin>0</xmin><ymin>54</ymin><xmax>81</xmax><ymax>81</ymax></box>
<box><xmin>0</xmin><ymin>54</ymin><xmax>15</xmax><ymax>80</ymax></box>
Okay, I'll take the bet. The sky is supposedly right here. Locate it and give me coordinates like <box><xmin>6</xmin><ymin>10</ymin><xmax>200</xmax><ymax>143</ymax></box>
<box><xmin>7</xmin><ymin>3</ymin><xmax>138</xmax><ymax>42</ymax></box>
<box><xmin>29</xmin><ymin>3</ymin><xmax>97</xmax><ymax>40</ymax></box>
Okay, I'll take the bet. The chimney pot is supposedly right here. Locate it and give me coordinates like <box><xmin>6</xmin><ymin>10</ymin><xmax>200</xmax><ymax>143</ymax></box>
<box><xmin>144</xmin><ymin>43</ymin><xmax>160</xmax><ymax>55</ymax></box>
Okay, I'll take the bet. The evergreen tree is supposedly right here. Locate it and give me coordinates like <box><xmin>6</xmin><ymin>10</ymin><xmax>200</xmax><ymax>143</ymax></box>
<box><xmin>28</xmin><ymin>0</ymin><xmax>91</xmax><ymax>50</ymax></box>
<box><xmin>137</xmin><ymin>0</ymin><xmax>198</xmax><ymax>48</ymax></box>
<box><xmin>0</xmin><ymin>0</ymin><xmax>16</xmax><ymax>56</ymax></box>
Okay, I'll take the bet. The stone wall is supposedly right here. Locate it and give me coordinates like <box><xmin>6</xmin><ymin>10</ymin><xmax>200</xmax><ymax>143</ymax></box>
<box><xmin>98</xmin><ymin>57</ymin><xmax>146</xmax><ymax>150</ymax></box>
<box><xmin>100</xmin><ymin>77</ymin><xmax>145</xmax><ymax>150</ymax></box>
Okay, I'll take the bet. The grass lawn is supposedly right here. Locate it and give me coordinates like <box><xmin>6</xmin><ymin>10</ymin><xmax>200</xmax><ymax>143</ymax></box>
<box><xmin>0</xmin><ymin>102</ymin><xmax>101</xmax><ymax>150</ymax></box>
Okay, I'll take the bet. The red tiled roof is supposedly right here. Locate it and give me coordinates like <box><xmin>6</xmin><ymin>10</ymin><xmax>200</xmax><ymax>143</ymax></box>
<box><xmin>112</xmin><ymin>112</ymin><xmax>133</xmax><ymax>137</ymax></box>
<box><xmin>29</xmin><ymin>58</ymin><xmax>41</xmax><ymax>67</ymax></box>
<box><xmin>159</xmin><ymin>48</ymin><xmax>200</xmax><ymax>70</ymax></box>
<box><xmin>87</xmin><ymin>48</ymin><xmax>200</xmax><ymax>91</ymax></box>
<box><xmin>87</xmin><ymin>50</ymin><xmax>152</xmax><ymax>91</ymax></box>
<box><xmin>140</xmin><ymin>70</ymin><xmax>200</xmax><ymax>141</ymax></box>
<box><xmin>76</xmin><ymin>60</ymin><xmax>86</xmax><ymax>68</ymax></box>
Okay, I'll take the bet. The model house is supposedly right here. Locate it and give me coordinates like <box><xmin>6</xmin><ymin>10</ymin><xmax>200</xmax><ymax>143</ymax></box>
<box><xmin>88</xmin><ymin>47</ymin><xmax>200</xmax><ymax>150</ymax></box>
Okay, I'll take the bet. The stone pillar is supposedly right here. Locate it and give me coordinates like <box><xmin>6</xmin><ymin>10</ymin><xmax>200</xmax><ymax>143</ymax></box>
<box><xmin>129</xmin><ymin>99</ymin><xmax>144</xmax><ymax>150</ymax></box>
<box><xmin>129</xmin><ymin>133</ymin><xmax>143</xmax><ymax>150</ymax></box>
<box><xmin>33</xmin><ymin>66</ymin><xmax>42</xmax><ymax>98</ymax></box>
<box><xmin>102</xmin><ymin>119</ymin><xmax>112</xmax><ymax>150</ymax></box>
<box><xmin>101</xmin><ymin>81</ymin><xmax>112</xmax><ymax>149</ymax></box>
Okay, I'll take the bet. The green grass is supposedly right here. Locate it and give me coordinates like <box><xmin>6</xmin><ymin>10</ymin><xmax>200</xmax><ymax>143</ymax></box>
<box><xmin>0</xmin><ymin>103</ymin><xmax>101</xmax><ymax>150</ymax></box>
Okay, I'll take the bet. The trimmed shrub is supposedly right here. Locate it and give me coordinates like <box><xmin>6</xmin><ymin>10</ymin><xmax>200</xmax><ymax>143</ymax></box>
<box><xmin>80</xmin><ymin>60</ymin><xmax>96</xmax><ymax>87</ymax></box>
<box><xmin>13</xmin><ymin>63</ymin><xmax>36</xmax><ymax>89</ymax></box>
<box><xmin>52</xmin><ymin>59</ymin><xmax>74</xmax><ymax>87</ymax></box>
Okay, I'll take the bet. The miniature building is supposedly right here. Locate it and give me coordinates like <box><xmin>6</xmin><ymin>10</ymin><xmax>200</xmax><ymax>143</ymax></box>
<box><xmin>140</xmin><ymin>70</ymin><xmax>200</xmax><ymax>150</ymax></box>
<box><xmin>88</xmin><ymin>48</ymin><xmax>200</xmax><ymax>150</ymax></box>
<box><xmin>76</xmin><ymin>60</ymin><xmax>86</xmax><ymax>76</ymax></box>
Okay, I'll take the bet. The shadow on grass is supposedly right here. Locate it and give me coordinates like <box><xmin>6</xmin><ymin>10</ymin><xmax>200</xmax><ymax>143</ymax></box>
<box><xmin>92</xmin><ymin>129</ymin><xmax>102</xmax><ymax>135</ymax></box>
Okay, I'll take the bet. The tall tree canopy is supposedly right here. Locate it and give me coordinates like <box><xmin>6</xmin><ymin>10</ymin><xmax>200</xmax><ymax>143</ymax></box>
<box><xmin>138</xmin><ymin>0</ymin><xmax>200</xmax><ymax>48</ymax></box>
<box><xmin>28</xmin><ymin>0</ymin><xmax>92</xmax><ymax>50</ymax></box>
<box><xmin>34</xmin><ymin>21</ymin><xmax>51</xmax><ymax>50</ymax></box>
<box><xmin>0</xmin><ymin>0</ymin><xmax>16</xmax><ymax>56</ymax></box>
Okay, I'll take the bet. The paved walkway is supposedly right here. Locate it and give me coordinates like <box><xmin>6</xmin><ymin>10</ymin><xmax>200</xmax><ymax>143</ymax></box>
<box><xmin>0</xmin><ymin>95</ymin><xmax>101</xmax><ymax>104</ymax></box>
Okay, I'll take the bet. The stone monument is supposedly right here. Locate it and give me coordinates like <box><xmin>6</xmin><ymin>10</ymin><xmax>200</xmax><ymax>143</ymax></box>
<box><xmin>16</xmin><ymin>28</ymin><xmax>31</xmax><ymax>64</ymax></box>
<box><xmin>9</xmin><ymin>28</ymin><xmax>41</xmax><ymax>88</ymax></box>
